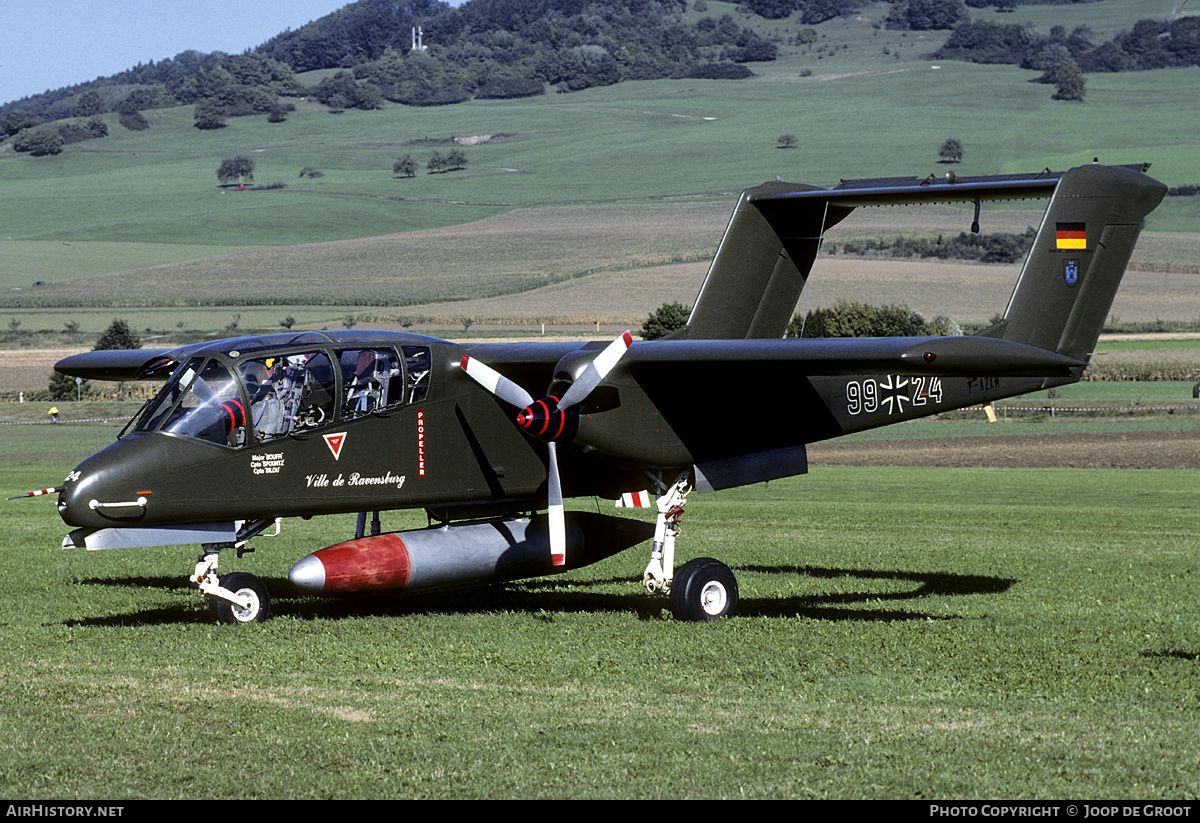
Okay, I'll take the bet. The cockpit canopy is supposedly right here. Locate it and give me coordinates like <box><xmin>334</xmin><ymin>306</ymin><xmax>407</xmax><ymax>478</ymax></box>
<box><xmin>131</xmin><ymin>334</ymin><xmax>431</xmax><ymax>447</ymax></box>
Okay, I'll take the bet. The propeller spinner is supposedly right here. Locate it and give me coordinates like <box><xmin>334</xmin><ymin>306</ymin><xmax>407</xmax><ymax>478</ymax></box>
<box><xmin>461</xmin><ymin>331</ymin><xmax>632</xmax><ymax>566</ymax></box>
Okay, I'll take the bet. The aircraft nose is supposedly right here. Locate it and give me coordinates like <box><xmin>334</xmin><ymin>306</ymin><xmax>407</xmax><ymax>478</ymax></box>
<box><xmin>57</xmin><ymin>474</ymin><xmax>91</xmax><ymax>527</ymax></box>
<box><xmin>56</xmin><ymin>450</ymin><xmax>150</xmax><ymax>529</ymax></box>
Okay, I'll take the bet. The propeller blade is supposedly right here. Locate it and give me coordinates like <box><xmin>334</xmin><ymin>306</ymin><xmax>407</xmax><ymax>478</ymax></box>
<box><xmin>8</xmin><ymin>486</ymin><xmax>63</xmax><ymax>501</ymax></box>
<box><xmin>460</xmin><ymin>354</ymin><xmax>534</xmax><ymax>409</ymax></box>
<box><xmin>547</xmin><ymin>441</ymin><xmax>565</xmax><ymax>566</ymax></box>
<box><xmin>557</xmin><ymin>331</ymin><xmax>632</xmax><ymax>409</ymax></box>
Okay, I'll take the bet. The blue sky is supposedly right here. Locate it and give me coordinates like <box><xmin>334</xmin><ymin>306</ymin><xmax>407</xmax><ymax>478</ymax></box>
<box><xmin>2</xmin><ymin>0</ymin><xmax>461</xmax><ymax>106</ymax></box>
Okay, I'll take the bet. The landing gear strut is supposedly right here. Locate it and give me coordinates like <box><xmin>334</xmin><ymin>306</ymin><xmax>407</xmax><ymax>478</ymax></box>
<box><xmin>641</xmin><ymin>473</ymin><xmax>738</xmax><ymax>621</ymax></box>
<box><xmin>209</xmin><ymin>571</ymin><xmax>271</xmax><ymax>624</ymax></box>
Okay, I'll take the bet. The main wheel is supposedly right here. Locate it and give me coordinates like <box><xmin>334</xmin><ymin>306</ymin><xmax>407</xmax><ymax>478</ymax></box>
<box><xmin>670</xmin><ymin>557</ymin><xmax>738</xmax><ymax>622</ymax></box>
<box><xmin>209</xmin><ymin>572</ymin><xmax>271</xmax><ymax>625</ymax></box>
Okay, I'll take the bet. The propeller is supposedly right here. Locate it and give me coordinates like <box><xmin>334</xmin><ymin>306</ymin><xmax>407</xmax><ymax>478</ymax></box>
<box><xmin>460</xmin><ymin>331</ymin><xmax>633</xmax><ymax>566</ymax></box>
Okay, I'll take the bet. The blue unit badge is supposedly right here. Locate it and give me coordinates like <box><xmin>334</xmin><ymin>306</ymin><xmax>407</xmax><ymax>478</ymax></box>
<box><xmin>1064</xmin><ymin>260</ymin><xmax>1079</xmax><ymax>286</ymax></box>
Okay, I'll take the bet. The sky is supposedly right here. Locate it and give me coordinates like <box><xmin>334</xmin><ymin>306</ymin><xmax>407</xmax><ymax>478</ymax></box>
<box><xmin>2</xmin><ymin>0</ymin><xmax>461</xmax><ymax>106</ymax></box>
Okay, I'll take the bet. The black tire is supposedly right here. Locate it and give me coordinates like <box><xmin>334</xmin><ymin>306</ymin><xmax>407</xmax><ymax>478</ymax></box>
<box><xmin>670</xmin><ymin>557</ymin><xmax>738</xmax><ymax>622</ymax></box>
<box><xmin>209</xmin><ymin>572</ymin><xmax>271</xmax><ymax>625</ymax></box>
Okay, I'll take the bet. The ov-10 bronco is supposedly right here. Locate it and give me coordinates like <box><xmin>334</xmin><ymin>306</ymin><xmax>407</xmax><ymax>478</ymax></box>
<box><xmin>27</xmin><ymin>162</ymin><xmax>1165</xmax><ymax>624</ymax></box>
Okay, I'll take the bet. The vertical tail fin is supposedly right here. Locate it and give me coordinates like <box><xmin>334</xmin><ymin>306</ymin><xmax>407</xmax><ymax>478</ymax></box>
<box><xmin>996</xmin><ymin>164</ymin><xmax>1166</xmax><ymax>360</ymax></box>
<box><xmin>673</xmin><ymin>181</ymin><xmax>852</xmax><ymax>340</ymax></box>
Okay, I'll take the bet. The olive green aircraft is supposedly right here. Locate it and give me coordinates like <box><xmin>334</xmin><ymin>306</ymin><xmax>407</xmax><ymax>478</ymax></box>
<box><xmin>30</xmin><ymin>162</ymin><xmax>1165</xmax><ymax>625</ymax></box>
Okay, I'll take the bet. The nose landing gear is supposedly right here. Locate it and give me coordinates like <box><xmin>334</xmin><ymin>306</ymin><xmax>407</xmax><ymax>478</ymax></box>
<box><xmin>193</xmin><ymin>546</ymin><xmax>271</xmax><ymax>625</ymax></box>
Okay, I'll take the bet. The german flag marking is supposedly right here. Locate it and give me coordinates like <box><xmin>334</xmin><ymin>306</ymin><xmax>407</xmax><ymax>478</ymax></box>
<box><xmin>1056</xmin><ymin>222</ymin><xmax>1086</xmax><ymax>250</ymax></box>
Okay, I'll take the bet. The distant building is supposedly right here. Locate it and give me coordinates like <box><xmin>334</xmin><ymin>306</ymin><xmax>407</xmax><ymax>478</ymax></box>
<box><xmin>412</xmin><ymin>27</ymin><xmax>428</xmax><ymax>52</ymax></box>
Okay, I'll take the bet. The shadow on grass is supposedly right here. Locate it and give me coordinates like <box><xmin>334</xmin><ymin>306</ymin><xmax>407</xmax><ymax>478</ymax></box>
<box><xmin>65</xmin><ymin>563</ymin><xmax>1016</xmax><ymax>626</ymax></box>
<box><xmin>1141</xmin><ymin>650</ymin><xmax>1200</xmax><ymax>662</ymax></box>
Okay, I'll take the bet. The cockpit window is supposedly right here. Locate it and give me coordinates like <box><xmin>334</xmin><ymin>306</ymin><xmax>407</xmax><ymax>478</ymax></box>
<box><xmin>240</xmin><ymin>351</ymin><xmax>336</xmax><ymax>442</ymax></box>
<box><xmin>337</xmin><ymin>348</ymin><xmax>403</xmax><ymax>420</ymax></box>
<box><xmin>136</xmin><ymin>357</ymin><xmax>247</xmax><ymax>446</ymax></box>
<box><xmin>403</xmin><ymin>346</ymin><xmax>431</xmax><ymax>403</ymax></box>
<box><xmin>132</xmin><ymin>342</ymin><xmax>431</xmax><ymax>447</ymax></box>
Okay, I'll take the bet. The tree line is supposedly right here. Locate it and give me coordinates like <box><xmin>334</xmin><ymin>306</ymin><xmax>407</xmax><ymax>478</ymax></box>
<box><xmin>933</xmin><ymin>15</ymin><xmax>1200</xmax><ymax>98</ymax></box>
<box><xmin>823</xmin><ymin>228</ymin><xmax>1038</xmax><ymax>264</ymax></box>
<box><xmin>4</xmin><ymin>0</ymin><xmax>1197</xmax><ymax>145</ymax></box>
<box><xmin>2</xmin><ymin>0</ymin><xmax>778</xmax><ymax>146</ymax></box>
<box><xmin>639</xmin><ymin>299</ymin><xmax>960</xmax><ymax>340</ymax></box>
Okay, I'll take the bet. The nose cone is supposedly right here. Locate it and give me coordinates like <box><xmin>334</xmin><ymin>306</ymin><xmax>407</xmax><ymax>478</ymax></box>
<box><xmin>57</xmin><ymin>436</ymin><xmax>161</xmax><ymax>528</ymax></box>
<box><xmin>288</xmin><ymin>554</ymin><xmax>327</xmax><ymax>593</ymax></box>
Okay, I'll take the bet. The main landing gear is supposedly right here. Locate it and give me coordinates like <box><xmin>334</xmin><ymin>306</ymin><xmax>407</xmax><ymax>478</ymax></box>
<box><xmin>641</xmin><ymin>474</ymin><xmax>739</xmax><ymax>622</ymax></box>
<box><xmin>670</xmin><ymin>557</ymin><xmax>738</xmax><ymax>622</ymax></box>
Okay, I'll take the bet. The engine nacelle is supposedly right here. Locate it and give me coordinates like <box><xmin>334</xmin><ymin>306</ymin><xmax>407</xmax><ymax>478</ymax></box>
<box><xmin>288</xmin><ymin>512</ymin><xmax>654</xmax><ymax>595</ymax></box>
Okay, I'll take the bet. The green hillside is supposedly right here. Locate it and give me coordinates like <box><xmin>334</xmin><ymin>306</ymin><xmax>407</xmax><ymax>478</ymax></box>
<box><xmin>0</xmin><ymin>0</ymin><xmax>1197</xmax><ymax>317</ymax></box>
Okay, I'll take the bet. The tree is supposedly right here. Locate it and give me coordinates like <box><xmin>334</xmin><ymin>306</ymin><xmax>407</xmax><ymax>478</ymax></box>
<box><xmin>49</xmin><ymin>370</ymin><xmax>87</xmax><ymax>401</ymax></box>
<box><xmin>938</xmin><ymin>138</ymin><xmax>964</xmax><ymax>163</ymax></box>
<box><xmin>787</xmin><ymin>301</ymin><xmax>929</xmax><ymax>338</ymax></box>
<box><xmin>393</xmin><ymin>154</ymin><xmax>417</xmax><ymax>178</ymax></box>
<box><xmin>193</xmin><ymin>99</ymin><xmax>227</xmax><ymax>130</ymax></box>
<box><xmin>217</xmin><ymin>157</ymin><xmax>255</xmax><ymax>186</ymax></box>
<box><xmin>95</xmin><ymin>318</ymin><xmax>141</xmax><ymax>350</ymax></box>
<box><xmin>641</xmin><ymin>302</ymin><xmax>691</xmax><ymax>340</ymax></box>
<box><xmin>777</xmin><ymin>134</ymin><xmax>798</xmax><ymax>149</ymax></box>
<box><xmin>1046</xmin><ymin>53</ymin><xmax>1087</xmax><ymax>101</ymax></box>
<box><xmin>887</xmin><ymin>0</ymin><xmax>967</xmax><ymax>31</ymax></box>
<box><xmin>1</xmin><ymin>110</ymin><xmax>41</xmax><ymax>138</ymax></box>
<box><xmin>445</xmin><ymin>148</ymin><xmax>467</xmax><ymax>171</ymax></box>
<box><xmin>1052</xmin><ymin>69</ymin><xmax>1086</xmax><ymax>101</ymax></box>
<box><xmin>22</xmin><ymin>128</ymin><xmax>64</xmax><ymax>156</ymax></box>
<box><xmin>118</xmin><ymin>110</ymin><xmax>149</xmax><ymax>131</ymax></box>
<box><xmin>74</xmin><ymin>90</ymin><xmax>106</xmax><ymax>117</ymax></box>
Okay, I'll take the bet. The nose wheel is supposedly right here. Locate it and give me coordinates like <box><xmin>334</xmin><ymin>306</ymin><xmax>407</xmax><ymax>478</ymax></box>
<box><xmin>194</xmin><ymin>547</ymin><xmax>271</xmax><ymax>625</ymax></box>
<box><xmin>208</xmin><ymin>571</ymin><xmax>271</xmax><ymax>625</ymax></box>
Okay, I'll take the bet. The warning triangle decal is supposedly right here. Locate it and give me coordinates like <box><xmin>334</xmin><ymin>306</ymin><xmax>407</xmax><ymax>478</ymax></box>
<box><xmin>323</xmin><ymin>432</ymin><xmax>347</xmax><ymax>460</ymax></box>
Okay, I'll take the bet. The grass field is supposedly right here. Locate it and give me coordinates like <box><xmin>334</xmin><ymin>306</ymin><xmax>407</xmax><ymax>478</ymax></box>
<box><xmin>0</xmin><ymin>416</ymin><xmax>1197</xmax><ymax>799</ymax></box>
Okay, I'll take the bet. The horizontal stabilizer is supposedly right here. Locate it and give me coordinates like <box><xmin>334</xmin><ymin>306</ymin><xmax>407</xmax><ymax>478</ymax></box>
<box><xmin>751</xmin><ymin>169</ymin><xmax>1070</xmax><ymax>209</ymax></box>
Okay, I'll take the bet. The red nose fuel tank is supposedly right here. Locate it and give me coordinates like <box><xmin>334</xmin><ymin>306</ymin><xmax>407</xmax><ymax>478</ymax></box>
<box><xmin>288</xmin><ymin>512</ymin><xmax>654</xmax><ymax>595</ymax></box>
